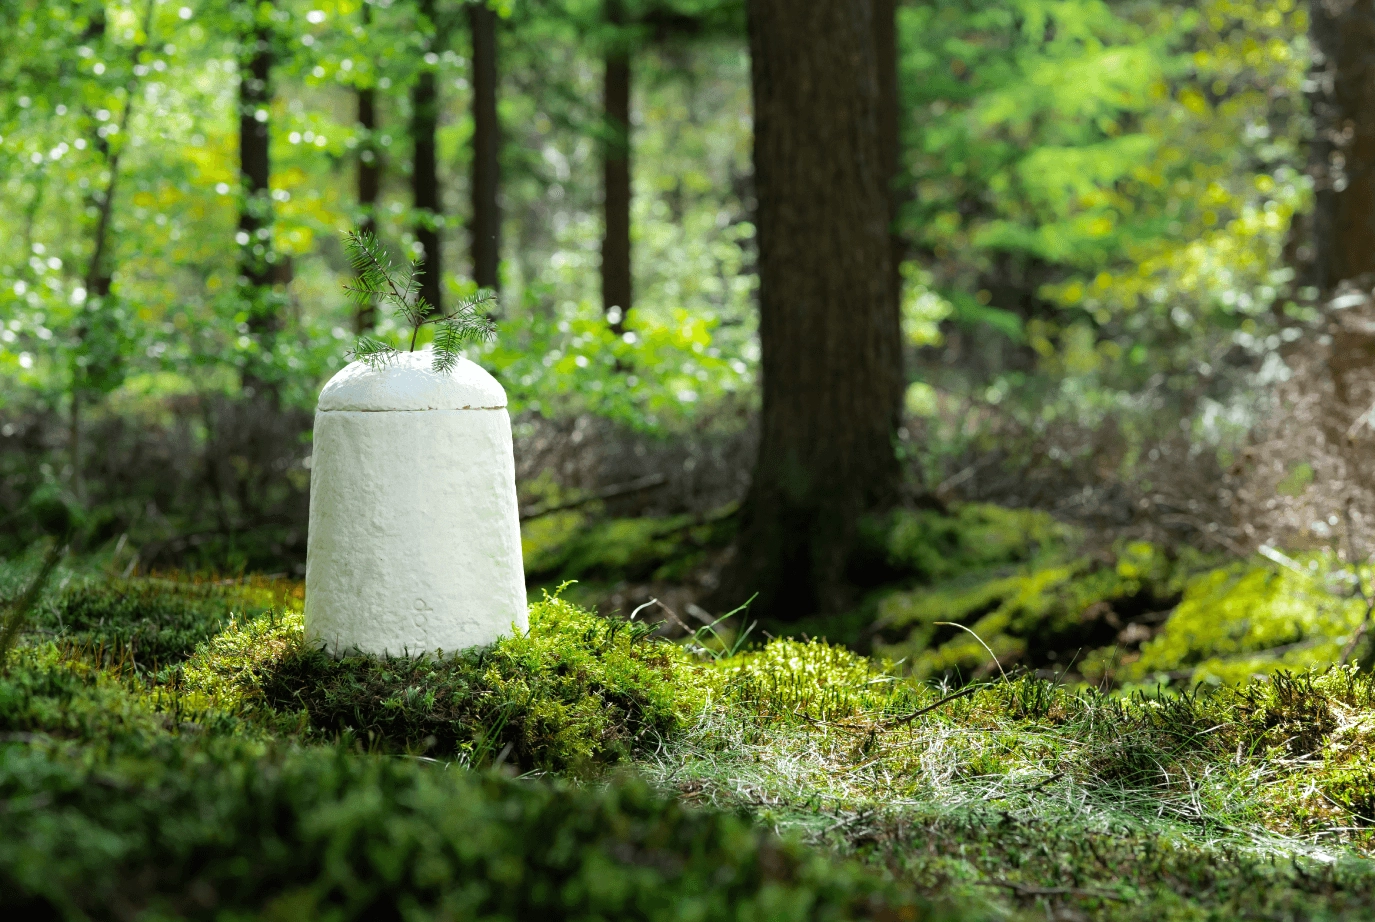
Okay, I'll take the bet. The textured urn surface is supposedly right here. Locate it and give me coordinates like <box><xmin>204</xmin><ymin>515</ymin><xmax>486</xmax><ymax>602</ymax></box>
<box><xmin>304</xmin><ymin>351</ymin><xmax>527</xmax><ymax>656</ymax></box>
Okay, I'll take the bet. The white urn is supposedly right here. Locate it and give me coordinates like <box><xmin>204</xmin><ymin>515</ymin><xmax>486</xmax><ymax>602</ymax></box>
<box><xmin>304</xmin><ymin>350</ymin><xmax>527</xmax><ymax>656</ymax></box>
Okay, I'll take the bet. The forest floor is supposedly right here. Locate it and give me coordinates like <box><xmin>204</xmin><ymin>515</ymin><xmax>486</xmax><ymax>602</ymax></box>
<box><xmin>5</xmin><ymin>502</ymin><xmax>1375</xmax><ymax>920</ymax></box>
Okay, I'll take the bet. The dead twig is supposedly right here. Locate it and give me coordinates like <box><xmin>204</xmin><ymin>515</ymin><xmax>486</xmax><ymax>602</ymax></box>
<box><xmin>1340</xmin><ymin>499</ymin><xmax>1375</xmax><ymax>667</ymax></box>
<box><xmin>977</xmin><ymin>879</ymin><xmax>1126</xmax><ymax>901</ymax></box>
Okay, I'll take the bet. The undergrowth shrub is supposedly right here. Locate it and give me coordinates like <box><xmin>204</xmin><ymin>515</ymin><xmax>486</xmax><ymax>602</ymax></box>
<box><xmin>182</xmin><ymin>595</ymin><xmax>716</xmax><ymax>775</ymax></box>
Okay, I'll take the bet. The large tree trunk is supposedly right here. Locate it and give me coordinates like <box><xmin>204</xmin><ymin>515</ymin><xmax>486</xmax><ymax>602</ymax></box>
<box><xmin>601</xmin><ymin>0</ymin><xmax>632</xmax><ymax>332</ymax></box>
<box><xmin>1306</xmin><ymin>0</ymin><xmax>1375</xmax><ymax>291</ymax></box>
<box><xmin>355</xmin><ymin>3</ymin><xmax>381</xmax><ymax>332</ymax></box>
<box><xmin>412</xmin><ymin>0</ymin><xmax>443</xmax><ymax>313</ymax></box>
<box><xmin>1300</xmin><ymin>0</ymin><xmax>1375</xmax><ymax>527</ymax></box>
<box><xmin>874</xmin><ymin>0</ymin><xmax>905</xmax><ymax>325</ymax></box>
<box><xmin>469</xmin><ymin>1</ymin><xmax>501</xmax><ymax>292</ymax></box>
<box><xmin>238</xmin><ymin>0</ymin><xmax>277</xmax><ymax>397</ymax></box>
<box><xmin>716</xmin><ymin>0</ymin><xmax>902</xmax><ymax>621</ymax></box>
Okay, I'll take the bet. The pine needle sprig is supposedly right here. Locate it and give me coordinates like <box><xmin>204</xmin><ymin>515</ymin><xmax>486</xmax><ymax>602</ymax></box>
<box><xmin>343</xmin><ymin>230</ymin><xmax>498</xmax><ymax>372</ymax></box>
<box><xmin>349</xmin><ymin>335</ymin><xmax>400</xmax><ymax>369</ymax></box>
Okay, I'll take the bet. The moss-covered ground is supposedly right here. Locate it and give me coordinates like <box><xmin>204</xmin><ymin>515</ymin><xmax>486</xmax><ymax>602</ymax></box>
<box><xmin>8</xmin><ymin>504</ymin><xmax>1375</xmax><ymax>919</ymax></box>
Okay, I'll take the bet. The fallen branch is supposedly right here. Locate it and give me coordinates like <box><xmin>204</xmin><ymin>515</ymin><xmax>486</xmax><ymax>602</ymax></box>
<box><xmin>977</xmin><ymin>879</ymin><xmax>1126</xmax><ymax>901</ymax></box>
<box><xmin>519</xmin><ymin>473</ymin><xmax>668</xmax><ymax>520</ymax></box>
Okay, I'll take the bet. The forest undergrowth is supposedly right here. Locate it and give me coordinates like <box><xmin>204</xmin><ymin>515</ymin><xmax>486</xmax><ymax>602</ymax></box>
<box><xmin>7</xmin><ymin>506</ymin><xmax>1375</xmax><ymax>920</ymax></box>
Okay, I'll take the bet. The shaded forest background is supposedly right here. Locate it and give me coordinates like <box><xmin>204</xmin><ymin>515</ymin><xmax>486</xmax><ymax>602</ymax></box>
<box><xmin>4</xmin><ymin>0</ymin><xmax>1375</xmax><ymax>636</ymax></box>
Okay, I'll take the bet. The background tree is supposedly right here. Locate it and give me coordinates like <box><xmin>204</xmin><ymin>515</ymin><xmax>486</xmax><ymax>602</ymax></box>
<box><xmin>1304</xmin><ymin>0</ymin><xmax>1375</xmax><ymax>293</ymax></box>
<box><xmin>237</xmin><ymin>0</ymin><xmax>280</xmax><ymax>391</ymax></box>
<box><xmin>714</xmin><ymin>0</ymin><xmax>902</xmax><ymax>620</ymax></box>
<box><xmin>601</xmin><ymin>0</ymin><xmax>633</xmax><ymax>332</ymax></box>
<box><xmin>355</xmin><ymin>0</ymin><xmax>383</xmax><ymax>333</ymax></box>
<box><xmin>411</xmin><ymin>0</ymin><xmax>447</xmax><ymax>314</ymax></box>
<box><xmin>470</xmin><ymin>0</ymin><xmax>502</xmax><ymax>292</ymax></box>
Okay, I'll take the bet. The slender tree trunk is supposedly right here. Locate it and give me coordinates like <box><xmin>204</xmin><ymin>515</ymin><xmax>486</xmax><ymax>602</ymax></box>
<box><xmin>71</xmin><ymin>0</ymin><xmax>154</xmax><ymax>503</ymax></box>
<box><xmin>469</xmin><ymin>1</ymin><xmax>501</xmax><ymax>292</ymax></box>
<box><xmin>355</xmin><ymin>4</ymin><xmax>381</xmax><ymax>332</ymax></box>
<box><xmin>238</xmin><ymin>0</ymin><xmax>277</xmax><ymax>400</ymax></box>
<box><xmin>1306</xmin><ymin>0</ymin><xmax>1375</xmax><ymax>292</ymax></box>
<box><xmin>412</xmin><ymin>0</ymin><xmax>443</xmax><ymax>314</ymax></box>
<box><xmin>714</xmin><ymin>0</ymin><xmax>902</xmax><ymax>620</ymax></box>
<box><xmin>601</xmin><ymin>0</ymin><xmax>631</xmax><ymax>332</ymax></box>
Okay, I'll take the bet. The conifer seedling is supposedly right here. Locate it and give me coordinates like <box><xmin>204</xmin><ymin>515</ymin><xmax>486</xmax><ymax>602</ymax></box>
<box><xmin>344</xmin><ymin>231</ymin><xmax>497</xmax><ymax>372</ymax></box>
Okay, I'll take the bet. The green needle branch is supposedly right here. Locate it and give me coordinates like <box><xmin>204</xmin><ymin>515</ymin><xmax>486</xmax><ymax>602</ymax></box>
<box><xmin>344</xmin><ymin>231</ymin><xmax>497</xmax><ymax>373</ymax></box>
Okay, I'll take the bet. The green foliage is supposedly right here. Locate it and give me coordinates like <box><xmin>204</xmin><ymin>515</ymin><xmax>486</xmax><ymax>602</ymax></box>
<box><xmin>718</xmin><ymin>638</ymin><xmax>921</xmax><ymax>722</ymax></box>
<box><xmin>0</xmin><ymin>538</ymin><xmax>65</xmax><ymax>663</ymax></box>
<box><xmin>182</xmin><ymin>595</ymin><xmax>717</xmax><ymax>776</ymax></box>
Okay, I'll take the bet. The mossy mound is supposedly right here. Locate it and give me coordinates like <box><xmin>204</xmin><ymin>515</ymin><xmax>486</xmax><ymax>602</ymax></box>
<box><xmin>872</xmin><ymin>535</ymin><xmax>1202</xmax><ymax>681</ymax></box>
<box><xmin>874</xmin><ymin>503</ymin><xmax>1073</xmax><ymax>582</ymax></box>
<box><xmin>1119</xmin><ymin>550</ymin><xmax>1370</xmax><ymax>687</ymax></box>
<box><xmin>652</xmin><ymin>636</ymin><xmax>1375</xmax><ymax>920</ymax></box>
<box><xmin>523</xmin><ymin>510</ymin><xmax>733</xmax><ymax>584</ymax></box>
<box><xmin>0</xmin><ymin>649</ymin><xmax>947</xmax><ymax>922</ymax></box>
<box><xmin>181</xmin><ymin>595</ymin><xmax>718</xmax><ymax>776</ymax></box>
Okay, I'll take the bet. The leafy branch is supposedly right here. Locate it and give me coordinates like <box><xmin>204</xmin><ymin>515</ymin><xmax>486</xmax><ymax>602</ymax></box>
<box><xmin>344</xmin><ymin>231</ymin><xmax>497</xmax><ymax>371</ymax></box>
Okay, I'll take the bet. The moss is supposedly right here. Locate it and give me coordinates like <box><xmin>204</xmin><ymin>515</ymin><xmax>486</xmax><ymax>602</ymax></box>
<box><xmin>182</xmin><ymin>595</ymin><xmax>718</xmax><ymax>776</ymax></box>
<box><xmin>42</xmin><ymin>575</ymin><xmax>293</xmax><ymax>671</ymax></box>
<box><xmin>0</xmin><ymin>627</ymin><xmax>952</xmax><ymax>920</ymax></box>
<box><xmin>1123</xmin><ymin>551</ymin><xmax>1365</xmax><ymax>687</ymax></box>
<box><xmin>16</xmin><ymin>569</ymin><xmax>1375</xmax><ymax>919</ymax></box>
<box><xmin>0</xmin><ymin>732</ymin><xmax>947</xmax><ymax>922</ymax></box>
<box><xmin>876</xmin><ymin>503</ymin><xmax>1073</xmax><ymax>582</ymax></box>
<box><xmin>717</xmin><ymin>638</ymin><xmax>920</xmax><ymax>722</ymax></box>
<box><xmin>522</xmin><ymin>510</ymin><xmax>733</xmax><ymax>586</ymax></box>
<box><xmin>873</xmin><ymin>540</ymin><xmax>1197</xmax><ymax>680</ymax></box>
<box><xmin>650</xmin><ymin>637</ymin><xmax>1375</xmax><ymax>920</ymax></box>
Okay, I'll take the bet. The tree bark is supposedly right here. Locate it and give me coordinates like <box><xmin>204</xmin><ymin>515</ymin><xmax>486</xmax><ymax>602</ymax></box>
<box><xmin>1306</xmin><ymin>0</ymin><xmax>1375</xmax><ymax>292</ymax></box>
<box><xmin>238</xmin><ymin>4</ymin><xmax>274</xmax><ymax>298</ymax></box>
<box><xmin>238</xmin><ymin>2</ymin><xmax>278</xmax><ymax>400</ymax></box>
<box><xmin>601</xmin><ymin>0</ymin><xmax>632</xmax><ymax>332</ymax></box>
<box><xmin>469</xmin><ymin>1</ymin><xmax>501</xmax><ymax>292</ymax></box>
<box><xmin>356</xmin><ymin>83</ymin><xmax>381</xmax><ymax>330</ymax></box>
<box><xmin>412</xmin><ymin>0</ymin><xmax>443</xmax><ymax>314</ymax></box>
<box><xmin>874</xmin><ymin>0</ymin><xmax>905</xmax><ymax>332</ymax></box>
<box><xmin>355</xmin><ymin>3</ymin><xmax>381</xmax><ymax>332</ymax></box>
<box><xmin>715</xmin><ymin>0</ymin><xmax>902</xmax><ymax>620</ymax></box>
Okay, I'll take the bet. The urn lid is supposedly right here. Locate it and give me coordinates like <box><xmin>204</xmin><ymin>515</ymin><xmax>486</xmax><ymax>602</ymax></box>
<box><xmin>317</xmin><ymin>350</ymin><xmax>507</xmax><ymax>412</ymax></box>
